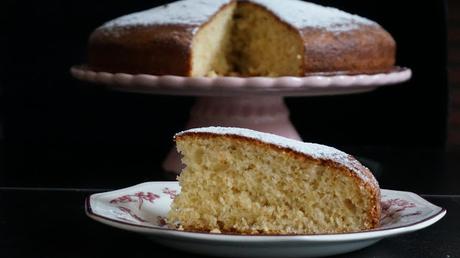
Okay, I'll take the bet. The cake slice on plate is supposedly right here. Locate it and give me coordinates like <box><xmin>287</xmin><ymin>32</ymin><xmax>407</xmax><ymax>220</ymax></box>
<box><xmin>167</xmin><ymin>127</ymin><xmax>380</xmax><ymax>234</ymax></box>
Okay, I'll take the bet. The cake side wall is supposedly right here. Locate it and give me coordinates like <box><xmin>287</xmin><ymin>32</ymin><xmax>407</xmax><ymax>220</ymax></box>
<box><xmin>299</xmin><ymin>25</ymin><xmax>396</xmax><ymax>75</ymax></box>
<box><xmin>88</xmin><ymin>25</ymin><xmax>196</xmax><ymax>75</ymax></box>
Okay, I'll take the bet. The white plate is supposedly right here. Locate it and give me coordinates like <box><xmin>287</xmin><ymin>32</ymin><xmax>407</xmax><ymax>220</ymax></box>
<box><xmin>71</xmin><ymin>66</ymin><xmax>411</xmax><ymax>97</ymax></box>
<box><xmin>86</xmin><ymin>182</ymin><xmax>445</xmax><ymax>258</ymax></box>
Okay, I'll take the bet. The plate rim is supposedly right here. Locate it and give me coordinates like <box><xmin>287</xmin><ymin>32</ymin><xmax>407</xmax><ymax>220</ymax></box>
<box><xmin>86</xmin><ymin>181</ymin><xmax>446</xmax><ymax>243</ymax></box>
<box><xmin>71</xmin><ymin>65</ymin><xmax>409</xmax><ymax>79</ymax></box>
<box><xmin>70</xmin><ymin>66</ymin><xmax>412</xmax><ymax>97</ymax></box>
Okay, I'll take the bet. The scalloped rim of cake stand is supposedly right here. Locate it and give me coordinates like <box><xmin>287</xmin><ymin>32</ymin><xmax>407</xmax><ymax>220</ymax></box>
<box><xmin>70</xmin><ymin>66</ymin><xmax>411</xmax><ymax>97</ymax></box>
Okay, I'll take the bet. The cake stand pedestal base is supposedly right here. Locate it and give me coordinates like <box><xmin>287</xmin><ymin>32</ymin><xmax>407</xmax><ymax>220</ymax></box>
<box><xmin>162</xmin><ymin>96</ymin><xmax>301</xmax><ymax>173</ymax></box>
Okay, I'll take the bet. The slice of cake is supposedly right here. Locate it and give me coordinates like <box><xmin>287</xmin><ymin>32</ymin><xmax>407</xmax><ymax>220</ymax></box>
<box><xmin>167</xmin><ymin>127</ymin><xmax>381</xmax><ymax>234</ymax></box>
<box><xmin>88</xmin><ymin>0</ymin><xmax>395</xmax><ymax>77</ymax></box>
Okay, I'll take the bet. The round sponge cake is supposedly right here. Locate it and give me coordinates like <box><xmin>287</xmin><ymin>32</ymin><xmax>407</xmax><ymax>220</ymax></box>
<box><xmin>88</xmin><ymin>0</ymin><xmax>395</xmax><ymax>77</ymax></box>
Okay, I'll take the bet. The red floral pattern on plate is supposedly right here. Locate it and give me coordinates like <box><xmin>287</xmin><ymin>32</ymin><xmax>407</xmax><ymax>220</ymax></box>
<box><xmin>162</xmin><ymin>187</ymin><xmax>178</xmax><ymax>199</ymax></box>
<box><xmin>110</xmin><ymin>192</ymin><xmax>160</xmax><ymax>210</ymax></box>
<box><xmin>380</xmin><ymin>198</ymin><xmax>422</xmax><ymax>224</ymax></box>
<box><xmin>117</xmin><ymin>206</ymin><xmax>147</xmax><ymax>223</ymax></box>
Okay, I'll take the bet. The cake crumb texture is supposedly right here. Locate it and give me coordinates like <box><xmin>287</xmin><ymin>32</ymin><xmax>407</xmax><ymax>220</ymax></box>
<box><xmin>168</xmin><ymin>127</ymin><xmax>380</xmax><ymax>234</ymax></box>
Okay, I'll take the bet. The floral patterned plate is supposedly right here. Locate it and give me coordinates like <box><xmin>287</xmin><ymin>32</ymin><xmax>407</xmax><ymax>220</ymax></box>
<box><xmin>86</xmin><ymin>182</ymin><xmax>446</xmax><ymax>258</ymax></box>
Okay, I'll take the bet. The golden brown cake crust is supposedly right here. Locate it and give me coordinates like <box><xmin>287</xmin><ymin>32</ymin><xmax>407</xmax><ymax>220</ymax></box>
<box><xmin>88</xmin><ymin>0</ymin><xmax>395</xmax><ymax>76</ymax></box>
<box><xmin>175</xmin><ymin>131</ymin><xmax>381</xmax><ymax>232</ymax></box>
<box><xmin>89</xmin><ymin>25</ymin><xmax>194</xmax><ymax>75</ymax></box>
<box><xmin>298</xmin><ymin>25</ymin><xmax>396</xmax><ymax>75</ymax></box>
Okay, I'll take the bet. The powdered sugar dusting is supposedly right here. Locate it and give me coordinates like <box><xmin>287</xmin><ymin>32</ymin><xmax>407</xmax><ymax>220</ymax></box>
<box><xmin>99</xmin><ymin>0</ymin><xmax>377</xmax><ymax>34</ymax></box>
<box><xmin>101</xmin><ymin>0</ymin><xmax>232</xmax><ymax>30</ymax></box>
<box><xmin>177</xmin><ymin>127</ymin><xmax>377</xmax><ymax>185</ymax></box>
<box><xmin>247</xmin><ymin>0</ymin><xmax>376</xmax><ymax>32</ymax></box>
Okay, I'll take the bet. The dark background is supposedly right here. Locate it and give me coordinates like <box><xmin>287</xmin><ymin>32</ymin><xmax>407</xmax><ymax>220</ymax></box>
<box><xmin>0</xmin><ymin>1</ymin><xmax>451</xmax><ymax>190</ymax></box>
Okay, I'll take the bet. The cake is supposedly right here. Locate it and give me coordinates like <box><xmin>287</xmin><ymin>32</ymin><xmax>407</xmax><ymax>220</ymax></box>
<box><xmin>88</xmin><ymin>0</ymin><xmax>395</xmax><ymax>77</ymax></box>
<box><xmin>167</xmin><ymin>127</ymin><xmax>381</xmax><ymax>234</ymax></box>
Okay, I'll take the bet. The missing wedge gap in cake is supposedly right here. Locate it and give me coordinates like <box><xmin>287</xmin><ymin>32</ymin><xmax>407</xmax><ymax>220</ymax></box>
<box><xmin>191</xmin><ymin>2</ymin><xmax>304</xmax><ymax>77</ymax></box>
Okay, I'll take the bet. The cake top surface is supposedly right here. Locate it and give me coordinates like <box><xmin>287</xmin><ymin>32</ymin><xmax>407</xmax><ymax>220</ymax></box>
<box><xmin>177</xmin><ymin>127</ymin><xmax>378</xmax><ymax>186</ymax></box>
<box><xmin>99</xmin><ymin>0</ymin><xmax>376</xmax><ymax>33</ymax></box>
<box><xmin>100</xmin><ymin>0</ymin><xmax>232</xmax><ymax>30</ymax></box>
<box><xmin>246</xmin><ymin>0</ymin><xmax>376</xmax><ymax>32</ymax></box>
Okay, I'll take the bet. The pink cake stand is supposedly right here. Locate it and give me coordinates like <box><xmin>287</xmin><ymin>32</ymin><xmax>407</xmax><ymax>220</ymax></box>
<box><xmin>70</xmin><ymin>66</ymin><xmax>411</xmax><ymax>174</ymax></box>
